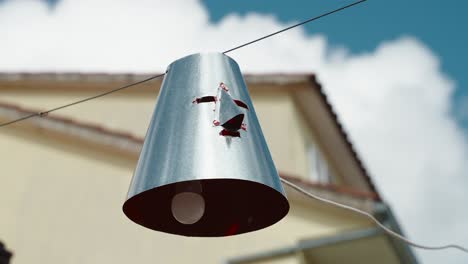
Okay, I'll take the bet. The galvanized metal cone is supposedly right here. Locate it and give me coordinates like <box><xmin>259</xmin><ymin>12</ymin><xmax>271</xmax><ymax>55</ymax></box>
<box><xmin>123</xmin><ymin>53</ymin><xmax>289</xmax><ymax>237</ymax></box>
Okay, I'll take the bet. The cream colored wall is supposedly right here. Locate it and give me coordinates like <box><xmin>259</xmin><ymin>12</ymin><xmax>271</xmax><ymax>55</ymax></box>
<box><xmin>0</xmin><ymin>85</ymin><xmax>374</xmax><ymax>263</ymax></box>
<box><xmin>0</xmin><ymin>122</ymin><xmax>371</xmax><ymax>264</ymax></box>
<box><xmin>0</xmin><ymin>88</ymin><xmax>312</xmax><ymax>179</ymax></box>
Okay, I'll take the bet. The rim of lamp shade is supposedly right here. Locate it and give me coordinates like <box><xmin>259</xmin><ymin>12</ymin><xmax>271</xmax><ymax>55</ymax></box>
<box><xmin>123</xmin><ymin>178</ymin><xmax>289</xmax><ymax>236</ymax></box>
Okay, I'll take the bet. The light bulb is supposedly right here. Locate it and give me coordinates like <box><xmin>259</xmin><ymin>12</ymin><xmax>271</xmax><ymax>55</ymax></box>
<box><xmin>171</xmin><ymin>192</ymin><xmax>205</xmax><ymax>224</ymax></box>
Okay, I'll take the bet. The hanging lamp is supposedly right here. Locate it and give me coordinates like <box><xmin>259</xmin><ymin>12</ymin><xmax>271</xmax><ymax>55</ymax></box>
<box><xmin>123</xmin><ymin>53</ymin><xmax>289</xmax><ymax>237</ymax></box>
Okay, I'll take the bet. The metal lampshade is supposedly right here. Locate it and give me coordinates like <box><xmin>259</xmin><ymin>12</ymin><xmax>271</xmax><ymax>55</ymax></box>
<box><xmin>123</xmin><ymin>53</ymin><xmax>289</xmax><ymax>237</ymax></box>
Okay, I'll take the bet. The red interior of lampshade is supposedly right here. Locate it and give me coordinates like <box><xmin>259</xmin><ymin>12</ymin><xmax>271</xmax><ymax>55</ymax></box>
<box><xmin>122</xmin><ymin>179</ymin><xmax>289</xmax><ymax>237</ymax></box>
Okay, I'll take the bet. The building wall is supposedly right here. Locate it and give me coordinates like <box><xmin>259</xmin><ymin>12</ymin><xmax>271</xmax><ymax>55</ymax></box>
<box><xmin>0</xmin><ymin>84</ymin><xmax>372</xmax><ymax>263</ymax></box>
<box><xmin>0</xmin><ymin>126</ymin><xmax>371</xmax><ymax>264</ymax></box>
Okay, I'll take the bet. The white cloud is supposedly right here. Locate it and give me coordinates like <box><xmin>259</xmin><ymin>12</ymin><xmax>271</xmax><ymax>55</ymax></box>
<box><xmin>319</xmin><ymin>38</ymin><xmax>468</xmax><ymax>263</ymax></box>
<box><xmin>1</xmin><ymin>0</ymin><xmax>467</xmax><ymax>263</ymax></box>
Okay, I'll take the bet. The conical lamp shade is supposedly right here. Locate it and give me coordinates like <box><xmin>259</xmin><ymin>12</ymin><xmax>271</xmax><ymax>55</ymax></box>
<box><xmin>123</xmin><ymin>53</ymin><xmax>289</xmax><ymax>237</ymax></box>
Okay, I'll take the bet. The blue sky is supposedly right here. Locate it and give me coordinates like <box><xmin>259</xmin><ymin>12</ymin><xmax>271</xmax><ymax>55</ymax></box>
<box><xmin>203</xmin><ymin>0</ymin><xmax>468</xmax><ymax>129</ymax></box>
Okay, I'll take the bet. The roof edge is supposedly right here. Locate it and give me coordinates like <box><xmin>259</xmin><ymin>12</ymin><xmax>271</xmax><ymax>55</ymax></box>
<box><xmin>0</xmin><ymin>99</ymin><xmax>380</xmax><ymax>202</ymax></box>
<box><xmin>308</xmin><ymin>75</ymin><xmax>380</xmax><ymax>199</ymax></box>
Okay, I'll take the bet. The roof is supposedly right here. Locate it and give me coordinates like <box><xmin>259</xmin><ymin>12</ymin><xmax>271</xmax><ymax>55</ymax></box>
<box><xmin>0</xmin><ymin>72</ymin><xmax>311</xmax><ymax>93</ymax></box>
<box><xmin>308</xmin><ymin>75</ymin><xmax>380</xmax><ymax>199</ymax></box>
<box><xmin>0</xmin><ymin>98</ymin><xmax>380</xmax><ymax>206</ymax></box>
<box><xmin>0</xmin><ymin>72</ymin><xmax>380</xmax><ymax>200</ymax></box>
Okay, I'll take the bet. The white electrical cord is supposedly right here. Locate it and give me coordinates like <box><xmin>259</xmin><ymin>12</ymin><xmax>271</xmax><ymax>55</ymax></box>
<box><xmin>280</xmin><ymin>177</ymin><xmax>468</xmax><ymax>254</ymax></box>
